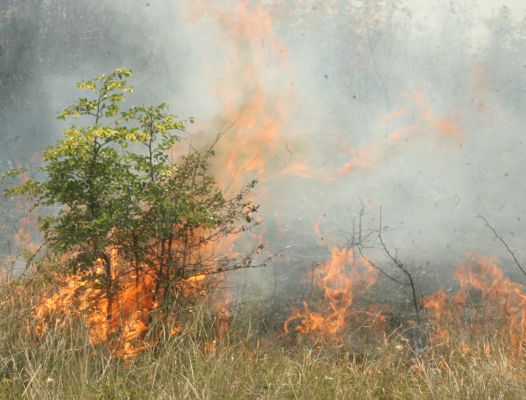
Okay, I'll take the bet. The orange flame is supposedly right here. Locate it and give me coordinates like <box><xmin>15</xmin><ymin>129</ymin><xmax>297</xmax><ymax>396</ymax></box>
<box><xmin>33</xmin><ymin>248</ymin><xmax>217</xmax><ymax>358</ymax></box>
<box><xmin>424</xmin><ymin>252</ymin><xmax>526</xmax><ymax>349</ymax></box>
<box><xmin>284</xmin><ymin>247</ymin><xmax>381</xmax><ymax>339</ymax></box>
<box><xmin>204</xmin><ymin>1</ymin><xmax>290</xmax><ymax>194</ymax></box>
<box><xmin>187</xmin><ymin>1</ymin><xmax>330</xmax><ymax>197</ymax></box>
<box><xmin>213</xmin><ymin>288</ymin><xmax>234</xmax><ymax>340</ymax></box>
<box><xmin>339</xmin><ymin>87</ymin><xmax>465</xmax><ymax>175</ymax></box>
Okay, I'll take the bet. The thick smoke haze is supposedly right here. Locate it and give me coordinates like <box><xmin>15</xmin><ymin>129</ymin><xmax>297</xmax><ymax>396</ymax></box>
<box><xmin>1</xmin><ymin>0</ymin><xmax>525</xmax><ymax>295</ymax></box>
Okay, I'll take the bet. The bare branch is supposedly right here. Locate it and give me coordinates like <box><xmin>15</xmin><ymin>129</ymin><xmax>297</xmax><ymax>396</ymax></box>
<box><xmin>377</xmin><ymin>207</ymin><xmax>421</xmax><ymax>323</ymax></box>
<box><xmin>358</xmin><ymin>249</ymin><xmax>411</xmax><ymax>286</ymax></box>
<box><xmin>478</xmin><ymin>215</ymin><xmax>526</xmax><ymax>277</ymax></box>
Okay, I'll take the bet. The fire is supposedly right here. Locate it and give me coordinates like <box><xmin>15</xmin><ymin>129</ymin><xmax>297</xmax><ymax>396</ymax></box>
<box><xmin>177</xmin><ymin>274</ymin><xmax>207</xmax><ymax>298</ymax></box>
<box><xmin>284</xmin><ymin>247</ymin><xmax>381</xmax><ymax>340</ymax></box>
<box><xmin>33</xmin><ymin>248</ymin><xmax>215</xmax><ymax>359</ymax></box>
<box><xmin>30</xmin><ymin>2</ymin><xmax>288</xmax><ymax>355</ymax></box>
<box><xmin>8</xmin><ymin>172</ymin><xmax>40</xmax><ymax>264</ymax></box>
<box><xmin>285</xmin><ymin>248</ymin><xmax>526</xmax><ymax>350</ymax></box>
<box><xmin>424</xmin><ymin>252</ymin><xmax>526</xmax><ymax>349</ymax></box>
<box><xmin>34</xmin><ymin>252</ymin><xmax>151</xmax><ymax>357</ymax></box>
<box><xmin>187</xmin><ymin>1</ymin><xmax>329</xmax><ymax>197</ymax></box>
<box><xmin>213</xmin><ymin>288</ymin><xmax>234</xmax><ymax>340</ymax></box>
<box><xmin>200</xmin><ymin>1</ymin><xmax>290</xmax><ymax>194</ymax></box>
<box><xmin>313</xmin><ymin>214</ymin><xmax>327</xmax><ymax>245</ymax></box>
<box><xmin>339</xmin><ymin>87</ymin><xmax>464</xmax><ymax>175</ymax></box>
<box><xmin>402</xmin><ymin>88</ymin><xmax>464</xmax><ymax>140</ymax></box>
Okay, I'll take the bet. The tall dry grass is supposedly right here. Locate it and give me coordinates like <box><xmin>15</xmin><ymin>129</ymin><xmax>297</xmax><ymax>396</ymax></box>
<box><xmin>1</xmin><ymin>274</ymin><xmax>526</xmax><ymax>399</ymax></box>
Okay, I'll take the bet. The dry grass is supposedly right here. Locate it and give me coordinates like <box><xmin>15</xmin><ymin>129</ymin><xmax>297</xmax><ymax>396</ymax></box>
<box><xmin>1</xmin><ymin>278</ymin><xmax>526</xmax><ymax>399</ymax></box>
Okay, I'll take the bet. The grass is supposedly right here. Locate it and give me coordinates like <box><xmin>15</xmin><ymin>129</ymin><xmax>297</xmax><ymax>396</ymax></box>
<box><xmin>1</xmin><ymin>277</ymin><xmax>526</xmax><ymax>399</ymax></box>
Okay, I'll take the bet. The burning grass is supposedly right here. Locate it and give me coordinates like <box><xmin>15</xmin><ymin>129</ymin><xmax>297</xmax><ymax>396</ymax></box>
<box><xmin>24</xmin><ymin>250</ymin><xmax>236</xmax><ymax>362</ymax></box>
<box><xmin>3</xmin><ymin>253</ymin><xmax>526</xmax><ymax>399</ymax></box>
<box><xmin>0</xmin><ymin>302</ymin><xmax>525</xmax><ymax>399</ymax></box>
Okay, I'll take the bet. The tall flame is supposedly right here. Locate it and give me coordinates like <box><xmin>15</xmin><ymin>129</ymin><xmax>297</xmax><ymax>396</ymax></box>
<box><xmin>33</xmin><ymin>248</ymin><xmax>214</xmax><ymax>359</ymax></box>
<box><xmin>284</xmin><ymin>247</ymin><xmax>382</xmax><ymax>339</ymax></box>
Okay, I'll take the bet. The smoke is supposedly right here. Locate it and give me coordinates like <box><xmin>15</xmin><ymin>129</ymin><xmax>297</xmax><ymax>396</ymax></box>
<box><xmin>1</xmin><ymin>0</ymin><xmax>526</xmax><ymax>293</ymax></box>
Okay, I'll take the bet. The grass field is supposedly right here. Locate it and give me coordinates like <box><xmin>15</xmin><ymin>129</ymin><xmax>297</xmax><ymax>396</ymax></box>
<box><xmin>1</xmin><ymin>275</ymin><xmax>526</xmax><ymax>400</ymax></box>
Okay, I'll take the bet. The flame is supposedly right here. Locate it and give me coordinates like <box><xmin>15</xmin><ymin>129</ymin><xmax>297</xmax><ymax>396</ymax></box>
<box><xmin>402</xmin><ymin>88</ymin><xmax>464</xmax><ymax>140</ymax></box>
<box><xmin>187</xmin><ymin>1</ymin><xmax>330</xmax><ymax>197</ymax></box>
<box><xmin>313</xmin><ymin>214</ymin><xmax>327</xmax><ymax>245</ymax></box>
<box><xmin>177</xmin><ymin>274</ymin><xmax>207</xmax><ymax>298</ymax></box>
<box><xmin>31</xmin><ymin>4</ymin><xmax>289</xmax><ymax>355</ymax></box>
<box><xmin>424</xmin><ymin>252</ymin><xmax>526</xmax><ymax>349</ymax></box>
<box><xmin>284</xmin><ymin>247</ymin><xmax>381</xmax><ymax>340</ymax></box>
<box><xmin>202</xmin><ymin>1</ymin><xmax>290</xmax><ymax>194</ymax></box>
<box><xmin>213</xmin><ymin>288</ymin><xmax>234</xmax><ymax>340</ymax></box>
<box><xmin>33</xmin><ymin>248</ymin><xmax>218</xmax><ymax>358</ymax></box>
<box><xmin>339</xmin><ymin>87</ymin><xmax>464</xmax><ymax>175</ymax></box>
<box><xmin>34</xmin><ymin>252</ymin><xmax>151</xmax><ymax>357</ymax></box>
<box><xmin>470</xmin><ymin>61</ymin><xmax>495</xmax><ymax>119</ymax></box>
<box><xmin>13</xmin><ymin>171</ymin><xmax>39</xmax><ymax>254</ymax></box>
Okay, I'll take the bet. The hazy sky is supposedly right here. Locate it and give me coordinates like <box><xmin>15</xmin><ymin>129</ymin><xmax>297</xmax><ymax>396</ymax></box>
<box><xmin>1</xmin><ymin>0</ymin><xmax>525</xmax><ymax>278</ymax></box>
